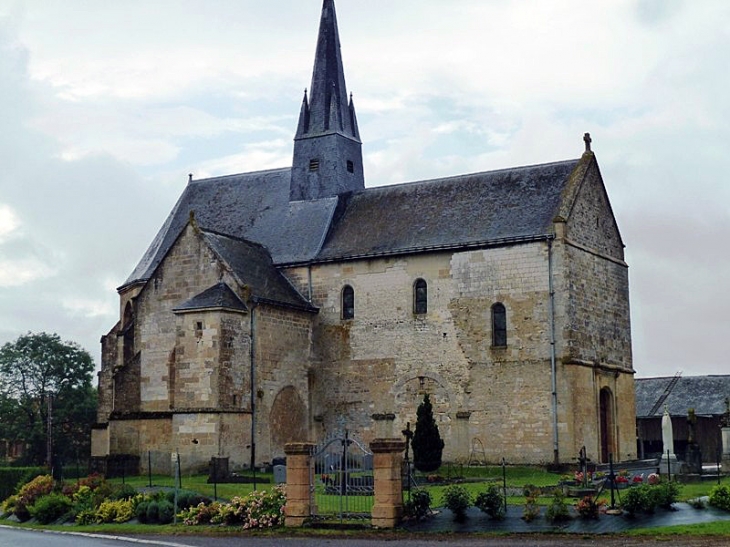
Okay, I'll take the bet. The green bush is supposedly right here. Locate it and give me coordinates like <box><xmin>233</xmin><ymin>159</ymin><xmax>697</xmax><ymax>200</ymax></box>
<box><xmin>167</xmin><ymin>489</ymin><xmax>211</xmax><ymax>510</ymax></box>
<box><xmin>12</xmin><ymin>475</ymin><xmax>54</xmax><ymax>521</ymax></box>
<box><xmin>156</xmin><ymin>500</ymin><xmax>174</xmax><ymax>524</ymax></box>
<box><xmin>145</xmin><ymin>500</ymin><xmax>160</xmax><ymax>523</ymax></box>
<box><xmin>654</xmin><ymin>481</ymin><xmax>681</xmax><ymax>509</ymax></box>
<box><xmin>403</xmin><ymin>489</ymin><xmax>431</xmax><ymax>521</ymax></box>
<box><xmin>442</xmin><ymin>484</ymin><xmax>471</xmax><ymax>522</ymax></box>
<box><xmin>474</xmin><ymin>485</ymin><xmax>505</xmax><ymax>520</ymax></box>
<box><xmin>135</xmin><ymin>499</ymin><xmax>150</xmax><ymax>523</ymax></box>
<box><xmin>709</xmin><ymin>485</ymin><xmax>730</xmax><ymax>512</ymax></box>
<box><xmin>29</xmin><ymin>493</ymin><xmax>72</xmax><ymax>524</ymax></box>
<box><xmin>545</xmin><ymin>490</ymin><xmax>571</xmax><ymax>523</ymax></box>
<box><xmin>622</xmin><ymin>484</ymin><xmax>654</xmax><ymax>516</ymax></box>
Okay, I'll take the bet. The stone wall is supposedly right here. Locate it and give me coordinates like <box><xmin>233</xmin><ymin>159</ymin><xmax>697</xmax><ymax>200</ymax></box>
<box><xmin>288</xmin><ymin>242</ymin><xmax>564</xmax><ymax>463</ymax></box>
<box><xmin>253</xmin><ymin>304</ymin><xmax>313</xmax><ymax>462</ymax></box>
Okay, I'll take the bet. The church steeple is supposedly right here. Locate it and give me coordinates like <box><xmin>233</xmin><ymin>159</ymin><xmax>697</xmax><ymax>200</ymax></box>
<box><xmin>290</xmin><ymin>0</ymin><xmax>364</xmax><ymax>202</ymax></box>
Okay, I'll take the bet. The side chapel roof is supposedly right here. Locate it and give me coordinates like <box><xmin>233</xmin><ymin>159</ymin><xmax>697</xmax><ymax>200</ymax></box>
<box><xmin>199</xmin><ymin>228</ymin><xmax>316</xmax><ymax>312</ymax></box>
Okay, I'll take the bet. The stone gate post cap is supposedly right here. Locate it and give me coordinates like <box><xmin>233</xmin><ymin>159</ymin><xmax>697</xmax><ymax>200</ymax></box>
<box><xmin>284</xmin><ymin>442</ymin><xmax>316</xmax><ymax>455</ymax></box>
<box><xmin>370</xmin><ymin>439</ymin><xmax>407</xmax><ymax>453</ymax></box>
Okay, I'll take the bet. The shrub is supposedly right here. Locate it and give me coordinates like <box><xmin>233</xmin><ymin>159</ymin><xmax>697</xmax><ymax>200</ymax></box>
<box><xmin>75</xmin><ymin>508</ymin><xmax>96</xmax><ymax>525</ymax></box>
<box><xmin>95</xmin><ymin>498</ymin><xmax>135</xmax><ymax>523</ymax></box>
<box><xmin>442</xmin><ymin>484</ymin><xmax>471</xmax><ymax>522</ymax></box>
<box><xmin>145</xmin><ymin>500</ymin><xmax>160</xmax><ymax>523</ymax></box>
<box><xmin>29</xmin><ymin>493</ymin><xmax>72</xmax><ymax>524</ymax></box>
<box><xmin>156</xmin><ymin>500</ymin><xmax>174</xmax><ymax>524</ymax></box>
<box><xmin>241</xmin><ymin>487</ymin><xmax>286</xmax><ymax>529</ymax></box>
<box><xmin>167</xmin><ymin>489</ymin><xmax>211</xmax><ymax>510</ymax></box>
<box><xmin>179</xmin><ymin>501</ymin><xmax>222</xmax><ymax>526</ymax></box>
<box><xmin>545</xmin><ymin>490</ymin><xmax>571</xmax><ymax>523</ymax></box>
<box><xmin>474</xmin><ymin>485</ymin><xmax>505</xmax><ymax>520</ymax></box>
<box><xmin>135</xmin><ymin>499</ymin><xmax>150</xmax><ymax>523</ymax></box>
<box><xmin>403</xmin><ymin>489</ymin><xmax>431</xmax><ymax>521</ymax></box>
<box><xmin>709</xmin><ymin>485</ymin><xmax>730</xmax><ymax>512</ymax></box>
<box><xmin>13</xmin><ymin>475</ymin><xmax>54</xmax><ymax>521</ymax></box>
<box><xmin>575</xmin><ymin>495</ymin><xmax>603</xmax><ymax>519</ymax></box>
<box><xmin>654</xmin><ymin>481</ymin><xmax>681</xmax><ymax>509</ymax></box>
<box><xmin>522</xmin><ymin>490</ymin><xmax>540</xmax><ymax>522</ymax></box>
<box><xmin>411</xmin><ymin>394</ymin><xmax>445</xmax><ymax>473</ymax></box>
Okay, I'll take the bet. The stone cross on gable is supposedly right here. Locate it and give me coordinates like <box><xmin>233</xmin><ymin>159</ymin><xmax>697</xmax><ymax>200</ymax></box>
<box><xmin>584</xmin><ymin>133</ymin><xmax>592</xmax><ymax>152</ymax></box>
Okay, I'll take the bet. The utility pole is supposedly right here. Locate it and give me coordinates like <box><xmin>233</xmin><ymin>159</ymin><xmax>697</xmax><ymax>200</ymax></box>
<box><xmin>46</xmin><ymin>394</ymin><xmax>53</xmax><ymax>471</ymax></box>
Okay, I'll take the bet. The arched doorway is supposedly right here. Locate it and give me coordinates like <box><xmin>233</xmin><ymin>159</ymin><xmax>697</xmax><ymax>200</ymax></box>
<box><xmin>269</xmin><ymin>386</ymin><xmax>308</xmax><ymax>459</ymax></box>
<box><xmin>599</xmin><ymin>387</ymin><xmax>616</xmax><ymax>463</ymax></box>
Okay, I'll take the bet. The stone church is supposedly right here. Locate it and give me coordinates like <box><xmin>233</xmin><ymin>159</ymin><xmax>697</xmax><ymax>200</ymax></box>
<box><xmin>92</xmin><ymin>0</ymin><xmax>636</xmax><ymax>472</ymax></box>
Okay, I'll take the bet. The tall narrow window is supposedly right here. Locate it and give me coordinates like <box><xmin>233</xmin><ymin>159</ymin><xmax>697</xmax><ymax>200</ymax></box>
<box><xmin>342</xmin><ymin>285</ymin><xmax>355</xmax><ymax>320</ymax></box>
<box><xmin>492</xmin><ymin>303</ymin><xmax>507</xmax><ymax>347</ymax></box>
<box><xmin>414</xmin><ymin>278</ymin><xmax>427</xmax><ymax>314</ymax></box>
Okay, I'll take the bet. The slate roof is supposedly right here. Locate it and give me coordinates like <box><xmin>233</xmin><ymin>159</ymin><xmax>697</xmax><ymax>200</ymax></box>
<box><xmin>200</xmin><ymin>230</ymin><xmax>316</xmax><ymax>312</ymax></box>
<box><xmin>317</xmin><ymin>159</ymin><xmax>580</xmax><ymax>261</ymax></box>
<box><xmin>173</xmin><ymin>282</ymin><xmax>248</xmax><ymax>313</ymax></box>
<box><xmin>123</xmin><ymin>158</ymin><xmax>584</xmax><ymax>289</ymax></box>
<box><xmin>635</xmin><ymin>375</ymin><xmax>730</xmax><ymax>418</ymax></box>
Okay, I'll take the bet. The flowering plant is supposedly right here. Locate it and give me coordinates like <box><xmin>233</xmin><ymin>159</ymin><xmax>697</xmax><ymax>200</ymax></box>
<box><xmin>616</xmin><ymin>475</ymin><xmax>629</xmax><ymax>483</ymax></box>
<box><xmin>575</xmin><ymin>495</ymin><xmax>605</xmax><ymax>519</ymax></box>
<box><xmin>632</xmin><ymin>475</ymin><xmax>644</xmax><ymax>483</ymax></box>
<box><xmin>180</xmin><ymin>486</ymin><xmax>286</xmax><ymax>529</ymax></box>
<box><xmin>574</xmin><ymin>471</ymin><xmax>592</xmax><ymax>483</ymax></box>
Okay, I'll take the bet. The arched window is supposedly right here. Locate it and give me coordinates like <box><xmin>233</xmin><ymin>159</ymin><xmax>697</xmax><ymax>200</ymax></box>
<box><xmin>342</xmin><ymin>285</ymin><xmax>354</xmax><ymax>320</ymax></box>
<box><xmin>413</xmin><ymin>279</ymin><xmax>427</xmax><ymax>314</ymax></box>
<box><xmin>491</xmin><ymin>303</ymin><xmax>507</xmax><ymax>347</ymax></box>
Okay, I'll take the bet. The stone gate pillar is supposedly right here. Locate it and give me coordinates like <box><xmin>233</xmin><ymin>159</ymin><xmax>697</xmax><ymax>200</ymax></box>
<box><xmin>284</xmin><ymin>442</ymin><xmax>315</xmax><ymax>527</ymax></box>
<box><xmin>370</xmin><ymin>438</ymin><xmax>407</xmax><ymax>528</ymax></box>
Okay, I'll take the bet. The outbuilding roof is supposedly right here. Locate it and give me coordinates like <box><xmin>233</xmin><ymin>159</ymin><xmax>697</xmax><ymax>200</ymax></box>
<box><xmin>635</xmin><ymin>375</ymin><xmax>730</xmax><ymax>417</ymax></box>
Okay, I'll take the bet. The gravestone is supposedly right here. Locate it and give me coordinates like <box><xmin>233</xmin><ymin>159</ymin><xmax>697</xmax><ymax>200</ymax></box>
<box><xmin>273</xmin><ymin>464</ymin><xmax>287</xmax><ymax>484</ymax></box>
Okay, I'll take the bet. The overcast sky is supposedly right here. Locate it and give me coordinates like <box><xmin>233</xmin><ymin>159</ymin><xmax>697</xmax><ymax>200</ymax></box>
<box><xmin>1</xmin><ymin>0</ymin><xmax>728</xmax><ymax>379</ymax></box>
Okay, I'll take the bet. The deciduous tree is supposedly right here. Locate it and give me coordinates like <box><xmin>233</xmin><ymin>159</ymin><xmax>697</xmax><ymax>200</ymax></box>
<box><xmin>0</xmin><ymin>332</ymin><xmax>96</xmax><ymax>466</ymax></box>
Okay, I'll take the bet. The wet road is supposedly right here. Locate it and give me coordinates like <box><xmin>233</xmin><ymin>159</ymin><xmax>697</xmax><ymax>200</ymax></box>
<box><xmin>0</xmin><ymin>527</ymin><xmax>726</xmax><ymax>547</ymax></box>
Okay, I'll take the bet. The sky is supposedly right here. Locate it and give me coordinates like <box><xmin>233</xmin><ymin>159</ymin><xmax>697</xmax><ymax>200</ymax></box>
<box><xmin>0</xmin><ymin>0</ymin><xmax>728</xmax><ymax>379</ymax></box>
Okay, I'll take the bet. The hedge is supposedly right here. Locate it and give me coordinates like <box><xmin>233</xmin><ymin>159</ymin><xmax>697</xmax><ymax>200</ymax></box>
<box><xmin>0</xmin><ymin>467</ymin><xmax>45</xmax><ymax>503</ymax></box>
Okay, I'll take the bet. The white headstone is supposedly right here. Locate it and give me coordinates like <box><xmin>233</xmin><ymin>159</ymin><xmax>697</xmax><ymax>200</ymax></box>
<box><xmin>661</xmin><ymin>405</ymin><xmax>674</xmax><ymax>456</ymax></box>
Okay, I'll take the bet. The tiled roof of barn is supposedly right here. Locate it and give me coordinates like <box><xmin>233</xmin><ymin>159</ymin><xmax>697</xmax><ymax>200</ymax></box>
<box><xmin>122</xmin><ymin>157</ymin><xmax>584</xmax><ymax>289</ymax></box>
<box><xmin>635</xmin><ymin>375</ymin><xmax>730</xmax><ymax>417</ymax></box>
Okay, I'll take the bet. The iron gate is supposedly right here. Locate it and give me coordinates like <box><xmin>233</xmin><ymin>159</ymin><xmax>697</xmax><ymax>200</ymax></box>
<box><xmin>310</xmin><ymin>430</ymin><xmax>374</xmax><ymax>521</ymax></box>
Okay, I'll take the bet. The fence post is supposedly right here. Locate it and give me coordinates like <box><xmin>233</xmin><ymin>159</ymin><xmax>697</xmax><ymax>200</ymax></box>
<box><xmin>370</xmin><ymin>438</ymin><xmax>407</xmax><ymax>528</ymax></box>
<box><xmin>284</xmin><ymin>442</ymin><xmax>315</xmax><ymax>527</ymax></box>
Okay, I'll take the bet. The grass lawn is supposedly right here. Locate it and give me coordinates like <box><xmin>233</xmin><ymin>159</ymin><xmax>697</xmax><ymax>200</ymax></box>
<box><xmin>108</xmin><ymin>472</ymin><xmax>276</xmax><ymax>501</ymax></box>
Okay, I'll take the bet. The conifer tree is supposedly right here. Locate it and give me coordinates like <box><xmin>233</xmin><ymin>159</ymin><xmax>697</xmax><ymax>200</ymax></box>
<box><xmin>411</xmin><ymin>393</ymin><xmax>445</xmax><ymax>472</ymax></box>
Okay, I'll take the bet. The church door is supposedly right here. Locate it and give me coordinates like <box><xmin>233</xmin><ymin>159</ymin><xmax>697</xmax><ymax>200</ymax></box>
<box><xmin>599</xmin><ymin>387</ymin><xmax>616</xmax><ymax>463</ymax></box>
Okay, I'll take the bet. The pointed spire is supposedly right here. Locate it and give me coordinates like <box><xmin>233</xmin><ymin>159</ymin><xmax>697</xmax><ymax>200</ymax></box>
<box><xmin>290</xmin><ymin>0</ymin><xmax>364</xmax><ymax>201</ymax></box>
<box><xmin>305</xmin><ymin>0</ymin><xmax>358</xmax><ymax>139</ymax></box>
<box><xmin>295</xmin><ymin>89</ymin><xmax>310</xmax><ymax>138</ymax></box>
<box><xmin>348</xmin><ymin>92</ymin><xmax>360</xmax><ymax>141</ymax></box>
